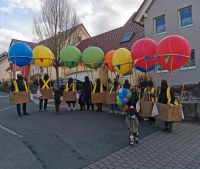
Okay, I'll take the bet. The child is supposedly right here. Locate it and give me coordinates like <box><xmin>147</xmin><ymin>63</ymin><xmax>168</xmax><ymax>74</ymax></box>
<box><xmin>126</xmin><ymin>106</ymin><xmax>139</xmax><ymax>145</ymax></box>
<box><xmin>54</xmin><ymin>89</ymin><xmax>61</xmax><ymax>114</ymax></box>
<box><xmin>78</xmin><ymin>90</ymin><xmax>86</xmax><ymax>111</ymax></box>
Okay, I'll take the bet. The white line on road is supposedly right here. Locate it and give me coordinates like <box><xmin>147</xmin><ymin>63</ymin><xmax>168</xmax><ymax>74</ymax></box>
<box><xmin>0</xmin><ymin>124</ymin><xmax>23</xmax><ymax>139</ymax></box>
<box><xmin>0</xmin><ymin>95</ymin><xmax>8</xmax><ymax>98</ymax></box>
<box><xmin>0</xmin><ymin>106</ymin><xmax>11</xmax><ymax>112</ymax></box>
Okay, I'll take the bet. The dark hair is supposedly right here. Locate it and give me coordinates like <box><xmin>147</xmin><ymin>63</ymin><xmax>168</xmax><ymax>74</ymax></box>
<box><xmin>85</xmin><ymin>76</ymin><xmax>89</xmax><ymax>81</ymax></box>
<box><xmin>44</xmin><ymin>73</ymin><xmax>49</xmax><ymax>80</ymax></box>
<box><xmin>68</xmin><ymin>77</ymin><xmax>73</xmax><ymax>84</ymax></box>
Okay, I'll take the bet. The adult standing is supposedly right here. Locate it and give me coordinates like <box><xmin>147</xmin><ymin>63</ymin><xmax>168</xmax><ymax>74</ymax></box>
<box><xmin>65</xmin><ymin>77</ymin><xmax>76</xmax><ymax>110</ymax></box>
<box><xmin>83</xmin><ymin>76</ymin><xmax>94</xmax><ymax>111</ymax></box>
<box><xmin>10</xmin><ymin>74</ymin><xmax>29</xmax><ymax>117</ymax></box>
<box><xmin>158</xmin><ymin>80</ymin><xmax>176</xmax><ymax>133</ymax></box>
<box><xmin>39</xmin><ymin>73</ymin><xmax>51</xmax><ymax>111</ymax></box>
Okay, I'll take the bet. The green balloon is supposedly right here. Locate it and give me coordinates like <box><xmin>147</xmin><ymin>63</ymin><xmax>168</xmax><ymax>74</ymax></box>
<box><xmin>116</xmin><ymin>99</ymin><xmax>123</xmax><ymax>107</ymax></box>
<box><xmin>81</xmin><ymin>47</ymin><xmax>104</xmax><ymax>69</ymax></box>
<box><xmin>60</xmin><ymin>46</ymin><xmax>81</xmax><ymax>68</ymax></box>
<box><xmin>126</xmin><ymin>92</ymin><xmax>132</xmax><ymax>99</ymax></box>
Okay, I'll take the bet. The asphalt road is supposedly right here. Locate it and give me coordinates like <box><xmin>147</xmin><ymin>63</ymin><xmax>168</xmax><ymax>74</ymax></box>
<box><xmin>0</xmin><ymin>93</ymin><xmax>158</xmax><ymax>169</ymax></box>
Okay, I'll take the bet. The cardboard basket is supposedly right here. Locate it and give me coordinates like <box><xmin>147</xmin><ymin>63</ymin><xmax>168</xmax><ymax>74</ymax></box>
<box><xmin>156</xmin><ymin>103</ymin><xmax>182</xmax><ymax>122</ymax></box>
<box><xmin>40</xmin><ymin>88</ymin><xmax>53</xmax><ymax>99</ymax></box>
<box><xmin>91</xmin><ymin>92</ymin><xmax>105</xmax><ymax>104</ymax></box>
<box><xmin>63</xmin><ymin>91</ymin><xmax>77</xmax><ymax>102</ymax></box>
<box><xmin>105</xmin><ymin>93</ymin><xmax>117</xmax><ymax>104</ymax></box>
<box><xmin>139</xmin><ymin>100</ymin><xmax>153</xmax><ymax>117</ymax></box>
<box><xmin>9</xmin><ymin>91</ymin><xmax>32</xmax><ymax>105</ymax></box>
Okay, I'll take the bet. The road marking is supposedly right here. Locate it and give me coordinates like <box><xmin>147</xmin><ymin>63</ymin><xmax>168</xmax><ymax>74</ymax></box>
<box><xmin>0</xmin><ymin>95</ymin><xmax>8</xmax><ymax>98</ymax></box>
<box><xmin>0</xmin><ymin>124</ymin><xmax>23</xmax><ymax>138</ymax></box>
<box><xmin>0</xmin><ymin>106</ymin><xmax>11</xmax><ymax>112</ymax></box>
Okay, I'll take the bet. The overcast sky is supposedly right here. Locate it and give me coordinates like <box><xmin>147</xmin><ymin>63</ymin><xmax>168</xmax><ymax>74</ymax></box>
<box><xmin>0</xmin><ymin>0</ymin><xmax>143</xmax><ymax>53</ymax></box>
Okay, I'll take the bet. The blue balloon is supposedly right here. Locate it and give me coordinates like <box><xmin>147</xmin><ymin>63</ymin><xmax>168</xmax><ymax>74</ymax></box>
<box><xmin>8</xmin><ymin>42</ymin><xmax>32</xmax><ymax>67</ymax></box>
<box><xmin>122</xmin><ymin>88</ymin><xmax>128</xmax><ymax>96</ymax></box>
<box><xmin>117</xmin><ymin>93</ymin><xmax>124</xmax><ymax>100</ymax></box>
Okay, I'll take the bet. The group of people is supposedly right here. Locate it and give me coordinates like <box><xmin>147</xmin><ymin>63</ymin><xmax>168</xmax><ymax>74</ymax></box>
<box><xmin>11</xmin><ymin>73</ymin><xmax>178</xmax><ymax>145</ymax></box>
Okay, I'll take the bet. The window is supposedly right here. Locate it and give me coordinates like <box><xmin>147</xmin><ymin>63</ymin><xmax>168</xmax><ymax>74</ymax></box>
<box><xmin>154</xmin><ymin>15</ymin><xmax>166</xmax><ymax>34</ymax></box>
<box><xmin>184</xmin><ymin>49</ymin><xmax>195</xmax><ymax>67</ymax></box>
<box><xmin>120</xmin><ymin>32</ymin><xmax>135</xmax><ymax>43</ymax></box>
<box><xmin>179</xmin><ymin>6</ymin><xmax>192</xmax><ymax>28</ymax></box>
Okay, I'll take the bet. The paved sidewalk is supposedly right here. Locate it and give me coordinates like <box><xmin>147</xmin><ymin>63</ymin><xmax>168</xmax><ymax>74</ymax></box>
<box><xmin>83</xmin><ymin>121</ymin><xmax>200</xmax><ymax>169</ymax></box>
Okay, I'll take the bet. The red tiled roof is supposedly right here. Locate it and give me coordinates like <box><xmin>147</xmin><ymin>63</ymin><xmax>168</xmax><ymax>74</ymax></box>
<box><xmin>10</xmin><ymin>39</ymin><xmax>37</xmax><ymax>49</ymax></box>
<box><xmin>77</xmin><ymin>21</ymin><xmax>144</xmax><ymax>53</ymax></box>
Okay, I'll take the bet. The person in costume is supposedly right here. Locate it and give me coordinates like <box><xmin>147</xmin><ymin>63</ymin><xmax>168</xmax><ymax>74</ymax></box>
<box><xmin>39</xmin><ymin>73</ymin><xmax>51</xmax><ymax>111</ymax></box>
<box><xmin>65</xmin><ymin>77</ymin><xmax>76</xmax><ymax>110</ymax></box>
<box><xmin>10</xmin><ymin>74</ymin><xmax>29</xmax><ymax>117</ymax></box>
<box><xmin>158</xmin><ymin>79</ymin><xmax>177</xmax><ymax>133</ymax></box>
<box><xmin>93</xmin><ymin>78</ymin><xmax>106</xmax><ymax>112</ymax></box>
<box><xmin>83</xmin><ymin>76</ymin><xmax>94</xmax><ymax>111</ymax></box>
<box><xmin>143</xmin><ymin>80</ymin><xmax>156</xmax><ymax>126</ymax></box>
<box><xmin>108</xmin><ymin>78</ymin><xmax>120</xmax><ymax>114</ymax></box>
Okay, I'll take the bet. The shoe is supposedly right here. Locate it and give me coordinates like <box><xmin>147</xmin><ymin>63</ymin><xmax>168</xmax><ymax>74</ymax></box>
<box><xmin>23</xmin><ymin>112</ymin><xmax>30</xmax><ymax>115</ymax></box>
<box><xmin>129</xmin><ymin>135</ymin><xmax>134</xmax><ymax>146</ymax></box>
<box><xmin>109</xmin><ymin>111</ymin><xmax>113</xmax><ymax>114</ymax></box>
<box><xmin>167</xmin><ymin>128</ymin><xmax>172</xmax><ymax>133</ymax></box>
<box><xmin>134</xmin><ymin>137</ymin><xmax>139</xmax><ymax>144</ymax></box>
<box><xmin>162</xmin><ymin>128</ymin><xmax>168</xmax><ymax>132</ymax></box>
<box><xmin>18</xmin><ymin>114</ymin><xmax>22</xmax><ymax>117</ymax></box>
<box><xmin>73</xmin><ymin>107</ymin><xmax>76</xmax><ymax>111</ymax></box>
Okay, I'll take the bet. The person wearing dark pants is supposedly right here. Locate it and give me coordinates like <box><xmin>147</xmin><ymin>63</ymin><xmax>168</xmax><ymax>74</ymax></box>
<box><xmin>39</xmin><ymin>99</ymin><xmax>48</xmax><ymax>111</ymax></box>
<box><xmin>39</xmin><ymin>74</ymin><xmax>51</xmax><ymax>111</ymax></box>
<box><xmin>16</xmin><ymin>103</ymin><xmax>27</xmax><ymax>117</ymax></box>
<box><xmin>158</xmin><ymin>80</ymin><xmax>176</xmax><ymax>133</ymax></box>
<box><xmin>83</xmin><ymin>76</ymin><xmax>94</xmax><ymax>111</ymax></box>
<box><xmin>10</xmin><ymin>74</ymin><xmax>29</xmax><ymax>117</ymax></box>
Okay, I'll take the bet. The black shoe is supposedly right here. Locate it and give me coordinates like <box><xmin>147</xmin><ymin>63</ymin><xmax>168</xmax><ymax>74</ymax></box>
<box><xmin>18</xmin><ymin>114</ymin><xmax>22</xmax><ymax>117</ymax></box>
<box><xmin>162</xmin><ymin>128</ymin><xmax>168</xmax><ymax>132</ymax></box>
<box><xmin>167</xmin><ymin>128</ymin><xmax>172</xmax><ymax>133</ymax></box>
<box><xmin>23</xmin><ymin>112</ymin><xmax>30</xmax><ymax>115</ymax></box>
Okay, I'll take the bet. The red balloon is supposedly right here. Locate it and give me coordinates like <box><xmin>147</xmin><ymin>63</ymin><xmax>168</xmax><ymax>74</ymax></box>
<box><xmin>131</xmin><ymin>38</ymin><xmax>157</xmax><ymax>72</ymax></box>
<box><xmin>104</xmin><ymin>50</ymin><xmax>115</xmax><ymax>72</ymax></box>
<box><xmin>157</xmin><ymin>35</ymin><xmax>191</xmax><ymax>71</ymax></box>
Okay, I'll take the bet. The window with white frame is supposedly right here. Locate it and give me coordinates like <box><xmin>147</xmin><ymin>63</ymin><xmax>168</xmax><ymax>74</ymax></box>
<box><xmin>184</xmin><ymin>49</ymin><xmax>195</xmax><ymax>67</ymax></box>
<box><xmin>179</xmin><ymin>6</ymin><xmax>192</xmax><ymax>28</ymax></box>
<box><xmin>154</xmin><ymin>15</ymin><xmax>166</xmax><ymax>35</ymax></box>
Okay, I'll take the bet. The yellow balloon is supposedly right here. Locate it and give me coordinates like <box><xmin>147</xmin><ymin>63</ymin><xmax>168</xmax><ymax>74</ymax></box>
<box><xmin>33</xmin><ymin>45</ymin><xmax>53</xmax><ymax>67</ymax></box>
<box><xmin>112</xmin><ymin>48</ymin><xmax>133</xmax><ymax>74</ymax></box>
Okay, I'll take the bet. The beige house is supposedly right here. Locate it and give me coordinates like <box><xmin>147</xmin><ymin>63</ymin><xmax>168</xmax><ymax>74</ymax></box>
<box><xmin>0</xmin><ymin>52</ymin><xmax>11</xmax><ymax>82</ymax></box>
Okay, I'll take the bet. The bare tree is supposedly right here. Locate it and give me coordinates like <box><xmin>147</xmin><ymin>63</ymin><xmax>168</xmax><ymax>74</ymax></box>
<box><xmin>33</xmin><ymin>0</ymin><xmax>79</xmax><ymax>88</ymax></box>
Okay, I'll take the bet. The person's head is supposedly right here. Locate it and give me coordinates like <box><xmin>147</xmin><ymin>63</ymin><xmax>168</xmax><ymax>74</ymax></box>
<box><xmin>107</xmin><ymin>78</ymin><xmax>111</xmax><ymax>83</ymax></box>
<box><xmin>85</xmin><ymin>76</ymin><xmax>89</xmax><ymax>82</ymax></box>
<box><xmin>125</xmin><ymin>79</ymin><xmax>129</xmax><ymax>84</ymax></box>
<box><xmin>147</xmin><ymin>80</ymin><xmax>153</xmax><ymax>88</ymax></box>
<box><xmin>114</xmin><ymin>79</ymin><xmax>118</xmax><ymax>87</ymax></box>
<box><xmin>128</xmin><ymin>106</ymin><xmax>136</xmax><ymax>116</ymax></box>
<box><xmin>161</xmin><ymin>79</ymin><xmax>168</xmax><ymax>91</ymax></box>
<box><xmin>17</xmin><ymin>74</ymin><xmax>23</xmax><ymax>80</ymax></box>
<box><xmin>96</xmin><ymin>78</ymin><xmax>101</xmax><ymax>84</ymax></box>
<box><xmin>43</xmin><ymin>73</ymin><xmax>49</xmax><ymax>80</ymax></box>
<box><xmin>68</xmin><ymin>77</ymin><xmax>73</xmax><ymax>84</ymax></box>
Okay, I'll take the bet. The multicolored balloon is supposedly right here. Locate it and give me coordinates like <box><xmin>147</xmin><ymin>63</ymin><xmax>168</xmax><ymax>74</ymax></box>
<box><xmin>131</xmin><ymin>38</ymin><xmax>157</xmax><ymax>72</ymax></box>
<box><xmin>104</xmin><ymin>50</ymin><xmax>115</xmax><ymax>72</ymax></box>
<box><xmin>157</xmin><ymin>35</ymin><xmax>191</xmax><ymax>71</ymax></box>
<box><xmin>33</xmin><ymin>45</ymin><xmax>53</xmax><ymax>67</ymax></box>
<box><xmin>60</xmin><ymin>46</ymin><xmax>81</xmax><ymax>68</ymax></box>
<box><xmin>82</xmin><ymin>47</ymin><xmax>104</xmax><ymax>69</ymax></box>
<box><xmin>112</xmin><ymin>48</ymin><xmax>133</xmax><ymax>74</ymax></box>
<box><xmin>8</xmin><ymin>42</ymin><xmax>32</xmax><ymax>67</ymax></box>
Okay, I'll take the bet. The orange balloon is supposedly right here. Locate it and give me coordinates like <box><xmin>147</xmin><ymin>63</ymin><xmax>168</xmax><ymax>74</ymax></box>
<box><xmin>104</xmin><ymin>50</ymin><xmax>115</xmax><ymax>72</ymax></box>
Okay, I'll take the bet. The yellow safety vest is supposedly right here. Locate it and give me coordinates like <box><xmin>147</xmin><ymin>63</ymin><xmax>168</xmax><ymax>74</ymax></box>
<box><xmin>13</xmin><ymin>80</ymin><xmax>28</xmax><ymax>92</ymax></box>
<box><xmin>65</xmin><ymin>83</ymin><xmax>75</xmax><ymax>92</ymax></box>
<box><xmin>144</xmin><ymin>87</ymin><xmax>155</xmax><ymax>101</ymax></box>
<box><xmin>93</xmin><ymin>83</ymin><xmax>103</xmax><ymax>93</ymax></box>
<box><xmin>41</xmin><ymin>78</ymin><xmax>50</xmax><ymax>89</ymax></box>
<box><xmin>109</xmin><ymin>85</ymin><xmax>120</xmax><ymax>94</ymax></box>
